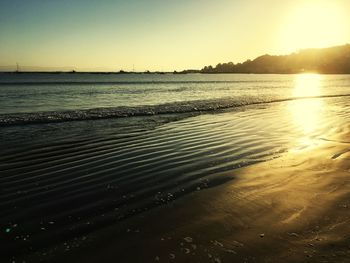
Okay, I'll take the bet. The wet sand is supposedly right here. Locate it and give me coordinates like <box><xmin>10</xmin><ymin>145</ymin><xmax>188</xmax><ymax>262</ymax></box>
<box><xmin>35</xmin><ymin>126</ymin><xmax>350</xmax><ymax>263</ymax></box>
<box><xmin>2</xmin><ymin>97</ymin><xmax>350</xmax><ymax>262</ymax></box>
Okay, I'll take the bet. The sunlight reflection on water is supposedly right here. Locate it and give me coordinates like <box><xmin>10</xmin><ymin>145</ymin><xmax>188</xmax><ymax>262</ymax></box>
<box><xmin>289</xmin><ymin>74</ymin><xmax>324</xmax><ymax>147</ymax></box>
<box><xmin>293</xmin><ymin>73</ymin><xmax>322</xmax><ymax>98</ymax></box>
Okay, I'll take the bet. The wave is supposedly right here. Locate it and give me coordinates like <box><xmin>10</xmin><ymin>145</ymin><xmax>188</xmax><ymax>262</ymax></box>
<box><xmin>1</xmin><ymin>94</ymin><xmax>350</xmax><ymax>126</ymax></box>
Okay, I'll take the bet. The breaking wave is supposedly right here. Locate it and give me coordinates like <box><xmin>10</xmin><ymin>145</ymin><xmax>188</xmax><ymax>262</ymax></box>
<box><xmin>1</xmin><ymin>94</ymin><xmax>350</xmax><ymax>126</ymax></box>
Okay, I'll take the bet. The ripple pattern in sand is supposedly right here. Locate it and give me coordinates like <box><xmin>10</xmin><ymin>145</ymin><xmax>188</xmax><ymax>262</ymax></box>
<box><xmin>0</xmin><ymin>97</ymin><xmax>349</xmax><ymax>259</ymax></box>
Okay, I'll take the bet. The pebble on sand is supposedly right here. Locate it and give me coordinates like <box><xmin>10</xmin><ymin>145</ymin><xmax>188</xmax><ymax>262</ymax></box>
<box><xmin>184</xmin><ymin>237</ymin><xmax>193</xmax><ymax>243</ymax></box>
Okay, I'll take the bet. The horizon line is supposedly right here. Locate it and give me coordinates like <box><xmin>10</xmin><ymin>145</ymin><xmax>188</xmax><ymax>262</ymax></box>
<box><xmin>1</xmin><ymin>43</ymin><xmax>349</xmax><ymax>73</ymax></box>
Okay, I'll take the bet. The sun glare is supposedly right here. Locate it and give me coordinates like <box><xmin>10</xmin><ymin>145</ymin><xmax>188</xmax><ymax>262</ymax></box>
<box><xmin>281</xmin><ymin>1</ymin><xmax>348</xmax><ymax>52</ymax></box>
<box><xmin>293</xmin><ymin>73</ymin><xmax>322</xmax><ymax>98</ymax></box>
<box><xmin>289</xmin><ymin>74</ymin><xmax>323</xmax><ymax>137</ymax></box>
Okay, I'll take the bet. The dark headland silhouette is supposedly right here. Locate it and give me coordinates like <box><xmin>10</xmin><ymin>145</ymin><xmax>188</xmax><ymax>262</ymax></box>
<box><xmin>196</xmin><ymin>44</ymin><xmax>350</xmax><ymax>74</ymax></box>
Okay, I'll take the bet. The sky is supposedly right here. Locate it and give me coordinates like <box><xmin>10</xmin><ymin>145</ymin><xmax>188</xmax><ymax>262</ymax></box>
<box><xmin>0</xmin><ymin>0</ymin><xmax>349</xmax><ymax>71</ymax></box>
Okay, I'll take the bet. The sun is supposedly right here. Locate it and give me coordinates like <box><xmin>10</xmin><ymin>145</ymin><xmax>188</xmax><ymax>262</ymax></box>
<box><xmin>280</xmin><ymin>1</ymin><xmax>348</xmax><ymax>52</ymax></box>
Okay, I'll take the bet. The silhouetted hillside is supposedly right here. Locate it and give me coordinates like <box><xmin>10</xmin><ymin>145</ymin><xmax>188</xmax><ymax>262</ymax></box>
<box><xmin>200</xmin><ymin>44</ymin><xmax>350</xmax><ymax>74</ymax></box>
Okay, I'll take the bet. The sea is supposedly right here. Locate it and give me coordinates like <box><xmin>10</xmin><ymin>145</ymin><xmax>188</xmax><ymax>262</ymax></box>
<box><xmin>1</xmin><ymin>73</ymin><xmax>350</xmax><ymax>261</ymax></box>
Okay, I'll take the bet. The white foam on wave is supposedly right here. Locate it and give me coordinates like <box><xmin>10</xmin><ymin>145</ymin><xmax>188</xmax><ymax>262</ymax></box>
<box><xmin>1</xmin><ymin>94</ymin><xmax>350</xmax><ymax>126</ymax></box>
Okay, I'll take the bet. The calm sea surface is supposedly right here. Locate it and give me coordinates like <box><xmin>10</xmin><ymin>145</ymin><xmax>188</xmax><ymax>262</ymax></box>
<box><xmin>1</xmin><ymin>73</ymin><xmax>350</xmax><ymax>115</ymax></box>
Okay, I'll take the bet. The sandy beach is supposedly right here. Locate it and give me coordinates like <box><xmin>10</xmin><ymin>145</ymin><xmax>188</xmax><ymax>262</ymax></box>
<box><xmin>68</xmin><ymin>128</ymin><xmax>350</xmax><ymax>262</ymax></box>
<box><xmin>2</xmin><ymin>0</ymin><xmax>350</xmax><ymax>261</ymax></box>
<box><xmin>16</xmin><ymin>122</ymin><xmax>350</xmax><ymax>263</ymax></box>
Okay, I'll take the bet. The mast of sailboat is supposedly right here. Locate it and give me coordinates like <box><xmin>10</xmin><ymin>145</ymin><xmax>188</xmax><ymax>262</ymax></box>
<box><xmin>16</xmin><ymin>63</ymin><xmax>19</xmax><ymax>73</ymax></box>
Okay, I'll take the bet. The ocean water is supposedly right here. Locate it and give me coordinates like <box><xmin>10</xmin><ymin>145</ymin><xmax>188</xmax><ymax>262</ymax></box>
<box><xmin>1</xmin><ymin>73</ymin><xmax>350</xmax><ymax>261</ymax></box>
<box><xmin>1</xmin><ymin>73</ymin><xmax>350</xmax><ymax>124</ymax></box>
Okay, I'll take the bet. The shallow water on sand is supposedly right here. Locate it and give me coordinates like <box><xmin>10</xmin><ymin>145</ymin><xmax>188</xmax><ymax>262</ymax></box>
<box><xmin>1</xmin><ymin>93</ymin><xmax>350</xmax><ymax>260</ymax></box>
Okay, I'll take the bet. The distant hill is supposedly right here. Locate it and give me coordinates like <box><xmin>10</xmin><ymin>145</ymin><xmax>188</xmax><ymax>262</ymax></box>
<box><xmin>199</xmin><ymin>44</ymin><xmax>350</xmax><ymax>74</ymax></box>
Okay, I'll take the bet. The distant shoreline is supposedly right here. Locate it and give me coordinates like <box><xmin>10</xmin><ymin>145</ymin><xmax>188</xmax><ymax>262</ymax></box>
<box><xmin>1</xmin><ymin>71</ymin><xmax>350</xmax><ymax>75</ymax></box>
<box><xmin>2</xmin><ymin>44</ymin><xmax>349</xmax><ymax>75</ymax></box>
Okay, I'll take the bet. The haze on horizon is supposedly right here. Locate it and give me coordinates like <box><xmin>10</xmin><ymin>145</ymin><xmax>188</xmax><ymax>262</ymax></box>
<box><xmin>1</xmin><ymin>0</ymin><xmax>349</xmax><ymax>72</ymax></box>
